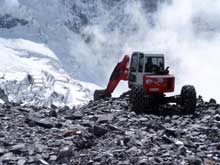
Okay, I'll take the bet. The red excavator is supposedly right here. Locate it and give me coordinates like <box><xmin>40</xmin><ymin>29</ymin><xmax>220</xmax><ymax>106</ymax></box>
<box><xmin>94</xmin><ymin>52</ymin><xmax>196</xmax><ymax>114</ymax></box>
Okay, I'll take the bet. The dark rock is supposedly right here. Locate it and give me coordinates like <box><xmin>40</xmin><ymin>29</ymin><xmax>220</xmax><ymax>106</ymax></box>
<box><xmin>0</xmin><ymin>148</ymin><xmax>6</xmax><ymax>156</ymax></box>
<box><xmin>188</xmin><ymin>156</ymin><xmax>202</xmax><ymax>165</ymax></box>
<box><xmin>49</xmin><ymin>109</ymin><xmax>57</xmax><ymax>117</ymax></box>
<box><xmin>51</xmin><ymin>104</ymin><xmax>57</xmax><ymax>109</ymax></box>
<box><xmin>92</xmin><ymin>125</ymin><xmax>108</xmax><ymax>137</ymax></box>
<box><xmin>0</xmin><ymin>14</ymin><xmax>28</xmax><ymax>29</ymax></box>
<box><xmin>27</xmin><ymin>120</ymin><xmax>36</xmax><ymax>127</ymax></box>
<box><xmin>138</xmin><ymin>157</ymin><xmax>149</xmax><ymax>165</ymax></box>
<box><xmin>25</xmin><ymin>111</ymin><xmax>54</xmax><ymax>128</ymax></box>
<box><xmin>56</xmin><ymin>146</ymin><xmax>74</xmax><ymax>163</ymax></box>
<box><xmin>0</xmin><ymin>88</ymin><xmax>8</xmax><ymax>103</ymax></box>
<box><xmin>164</xmin><ymin>128</ymin><xmax>178</xmax><ymax>138</ymax></box>
<box><xmin>209</xmin><ymin>98</ymin><xmax>217</xmax><ymax>104</ymax></box>
<box><xmin>17</xmin><ymin>107</ymin><xmax>30</xmax><ymax>113</ymax></box>
<box><xmin>197</xmin><ymin>95</ymin><xmax>204</xmax><ymax>106</ymax></box>
<box><xmin>74</xmin><ymin>135</ymin><xmax>94</xmax><ymax>150</ymax></box>
<box><xmin>178</xmin><ymin>146</ymin><xmax>187</xmax><ymax>156</ymax></box>
<box><xmin>214</xmin><ymin>114</ymin><xmax>220</xmax><ymax>121</ymax></box>
<box><xmin>61</xmin><ymin>106</ymin><xmax>70</xmax><ymax>111</ymax></box>
<box><xmin>144</xmin><ymin>120</ymin><xmax>164</xmax><ymax>130</ymax></box>
<box><xmin>154</xmin><ymin>157</ymin><xmax>163</xmax><ymax>163</ymax></box>
<box><xmin>162</xmin><ymin>135</ymin><xmax>173</xmax><ymax>144</ymax></box>
<box><xmin>55</xmin><ymin>122</ymin><xmax>63</xmax><ymax>128</ymax></box>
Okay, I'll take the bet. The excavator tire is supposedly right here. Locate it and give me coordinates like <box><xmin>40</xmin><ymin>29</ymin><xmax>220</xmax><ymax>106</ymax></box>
<box><xmin>180</xmin><ymin>85</ymin><xmax>196</xmax><ymax>114</ymax></box>
<box><xmin>130</xmin><ymin>85</ymin><xmax>145</xmax><ymax>114</ymax></box>
<box><xmin>142</xmin><ymin>95</ymin><xmax>156</xmax><ymax>114</ymax></box>
<box><xmin>94</xmin><ymin>89</ymin><xmax>105</xmax><ymax>101</ymax></box>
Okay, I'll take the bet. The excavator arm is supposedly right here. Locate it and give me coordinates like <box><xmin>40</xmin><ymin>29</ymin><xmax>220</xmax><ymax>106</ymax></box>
<box><xmin>94</xmin><ymin>55</ymin><xmax>129</xmax><ymax>100</ymax></box>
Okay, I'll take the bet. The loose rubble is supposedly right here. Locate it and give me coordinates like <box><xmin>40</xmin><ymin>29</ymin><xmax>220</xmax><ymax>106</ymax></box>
<box><xmin>0</xmin><ymin>96</ymin><xmax>220</xmax><ymax>164</ymax></box>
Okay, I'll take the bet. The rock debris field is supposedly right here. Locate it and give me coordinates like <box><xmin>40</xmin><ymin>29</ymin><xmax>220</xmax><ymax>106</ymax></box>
<box><xmin>0</xmin><ymin>97</ymin><xmax>220</xmax><ymax>165</ymax></box>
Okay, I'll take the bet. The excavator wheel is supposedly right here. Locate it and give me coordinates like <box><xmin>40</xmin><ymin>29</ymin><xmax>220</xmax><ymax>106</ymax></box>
<box><xmin>94</xmin><ymin>89</ymin><xmax>105</xmax><ymax>101</ymax></box>
<box><xmin>130</xmin><ymin>85</ymin><xmax>145</xmax><ymax>114</ymax></box>
<box><xmin>180</xmin><ymin>85</ymin><xmax>196</xmax><ymax>114</ymax></box>
<box><xmin>143</xmin><ymin>95</ymin><xmax>157</xmax><ymax>114</ymax></box>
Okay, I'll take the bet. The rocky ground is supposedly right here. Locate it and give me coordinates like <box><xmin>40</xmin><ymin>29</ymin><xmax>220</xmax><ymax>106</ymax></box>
<box><xmin>0</xmin><ymin>96</ymin><xmax>220</xmax><ymax>165</ymax></box>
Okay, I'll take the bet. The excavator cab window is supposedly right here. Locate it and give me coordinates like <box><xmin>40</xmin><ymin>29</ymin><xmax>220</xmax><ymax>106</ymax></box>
<box><xmin>130</xmin><ymin>53</ymin><xmax>138</xmax><ymax>72</ymax></box>
<box><xmin>138</xmin><ymin>53</ymin><xmax>144</xmax><ymax>72</ymax></box>
<box><xmin>145</xmin><ymin>57</ymin><xmax>164</xmax><ymax>73</ymax></box>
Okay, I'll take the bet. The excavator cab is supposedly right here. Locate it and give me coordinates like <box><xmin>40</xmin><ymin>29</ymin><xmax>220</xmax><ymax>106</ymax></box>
<box><xmin>130</xmin><ymin>52</ymin><xmax>165</xmax><ymax>73</ymax></box>
<box><xmin>128</xmin><ymin>52</ymin><xmax>169</xmax><ymax>89</ymax></box>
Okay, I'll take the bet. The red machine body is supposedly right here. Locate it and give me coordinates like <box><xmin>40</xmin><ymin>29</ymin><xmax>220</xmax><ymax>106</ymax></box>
<box><xmin>143</xmin><ymin>74</ymin><xmax>175</xmax><ymax>94</ymax></box>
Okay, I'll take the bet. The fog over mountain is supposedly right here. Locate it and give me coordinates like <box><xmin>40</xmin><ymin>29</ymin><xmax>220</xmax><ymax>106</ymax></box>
<box><xmin>0</xmin><ymin>0</ymin><xmax>219</xmax><ymax>103</ymax></box>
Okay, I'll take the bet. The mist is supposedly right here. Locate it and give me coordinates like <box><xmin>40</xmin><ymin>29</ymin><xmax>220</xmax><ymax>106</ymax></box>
<box><xmin>70</xmin><ymin>0</ymin><xmax>220</xmax><ymax>102</ymax></box>
<box><xmin>0</xmin><ymin>0</ymin><xmax>20</xmax><ymax>15</ymax></box>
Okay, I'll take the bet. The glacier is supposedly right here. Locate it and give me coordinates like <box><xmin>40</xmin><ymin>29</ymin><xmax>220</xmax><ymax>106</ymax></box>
<box><xmin>0</xmin><ymin>37</ymin><xmax>99</xmax><ymax>107</ymax></box>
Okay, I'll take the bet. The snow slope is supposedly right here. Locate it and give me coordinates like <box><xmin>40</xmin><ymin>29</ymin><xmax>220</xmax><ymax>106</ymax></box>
<box><xmin>0</xmin><ymin>37</ymin><xmax>99</xmax><ymax>107</ymax></box>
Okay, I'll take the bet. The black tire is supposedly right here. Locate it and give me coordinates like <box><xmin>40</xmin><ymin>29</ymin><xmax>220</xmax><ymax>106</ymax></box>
<box><xmin>180</xmin><ymin>85</ymin><xmax>196</xmax><ymax>114</ymax></box>
<box><xmin>143</xmin><ymin>94</ymin><xmax>160</xmax><ymax>114</ymax></box>
<box><xmin>130</xmin><ymin>85</ymin><xmax>145</xmax><ymax>114</ymax></box>
<box><xmin>94</xmin><ymin>90</ymin><xmax>105</xmax><ymax>101</ymax></box>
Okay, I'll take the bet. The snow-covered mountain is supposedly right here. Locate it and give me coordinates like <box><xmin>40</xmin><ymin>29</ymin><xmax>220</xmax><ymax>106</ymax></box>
<box><xmin>0</xmin><ymin>0</ymin><xmax>220</xmax><ymax>104</ymax></box>
<box><xmin>0</xmin><ymin>0</ymin><xmax>166</xmax><ymax>84</ymax></box>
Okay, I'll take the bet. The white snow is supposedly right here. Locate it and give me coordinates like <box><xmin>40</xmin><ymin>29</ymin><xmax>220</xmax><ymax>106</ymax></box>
<box><xmin>0</xmin><ymin>37</ymin><xmax>99</xmax><ymax>107</ymax></box>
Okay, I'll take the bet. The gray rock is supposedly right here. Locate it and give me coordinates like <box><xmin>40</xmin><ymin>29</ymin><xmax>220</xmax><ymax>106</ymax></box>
<box><xmin>65</xmin><ymin>111</ymin><xmax>83</xmax><ymax>120</ymax></box>
<box><xmin>96</xmin><ymin>114</ymin><xmax>114</xmax><ymax>124</ymax></box>
<box><xmin>0</xmin><ymin>92</ymin><xmax>220</xmax><ymax>164</ymax></box>
<box><xmin>118</xmin><ymin>160</ymin><xmax>130</xmax><ymax>165</ymax></box>
<box><xmin>9</xmin><ymin>143</ymin><xmax>26</xmax><ymax>154</ymax></box>
<box><xmin>35</xmin><ymin>119</ymin><xmax>54</xmax><ymax>129</ymax></box>
<box><xmin>49</xmin><ymin>155</ymin><xmax>57</xmax><ymax>161</ymax></box>
<box><xmin>17</xmin><ymin>159</ymin><xmax>26</xmax><ymax>165</ymax></box>
<box><xmin>38</xmin><ymin>158</ymin><xmax>49</xmax><ymax>165</ymax></box>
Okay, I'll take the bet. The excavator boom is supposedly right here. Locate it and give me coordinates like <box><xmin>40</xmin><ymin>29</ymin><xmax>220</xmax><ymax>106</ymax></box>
<box><xmin>103</xmin><ymin>55</ymin><xmax>129</xmax><ymax>96</ymax></box>
<box><xmin>94</xmin><ymin>55</ymin><xmax>129</xmax><ymax>100</ymax></box>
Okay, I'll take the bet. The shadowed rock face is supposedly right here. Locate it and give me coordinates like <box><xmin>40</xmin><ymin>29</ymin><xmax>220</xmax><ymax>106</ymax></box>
<box><xmin>0</xmin><ymin>14</ymin><xmax>28</xmax><ymax>29</ymax></box>
<box><xmin>64</xmin><ymin>0</ymin><xmax>168</xmax><ymax>33</ymax></box>
<box><xmin>0</xmin><ymin>96</ymin><xmax>219</xmax><ymax>164</ymax></box>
